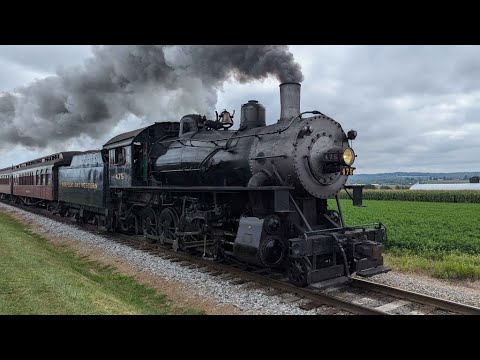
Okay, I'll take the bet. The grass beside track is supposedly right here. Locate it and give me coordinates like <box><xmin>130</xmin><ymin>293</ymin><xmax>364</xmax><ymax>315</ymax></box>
<box><xmin>329</xmin><ymin>199</ymin><xmax>480</xmax><ymax>280</ymax></box>
<box><xmin>0</xmin><ymin>211</ymin><xmax>203</xmax><ymax>315</ymax></box>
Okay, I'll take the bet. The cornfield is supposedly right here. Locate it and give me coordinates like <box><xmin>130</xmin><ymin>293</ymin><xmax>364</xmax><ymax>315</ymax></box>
<box><xmin>338</xmin><ymin>189</ymin><xmax>480</xmax><ymax>203</ymax></box>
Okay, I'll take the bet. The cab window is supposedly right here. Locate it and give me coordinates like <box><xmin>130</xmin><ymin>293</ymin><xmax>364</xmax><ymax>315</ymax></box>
<box><xmin>109</xmin><ymin>147</ymin><xmax>127</xmax><ymax>166</ymax></box>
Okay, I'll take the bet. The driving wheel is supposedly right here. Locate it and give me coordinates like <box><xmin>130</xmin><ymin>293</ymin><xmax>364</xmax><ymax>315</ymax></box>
<box><xmin>142</xmin><ymin>207</ymin><xmax>159</xmax><ymax>243</ymax></box>
<box><xmin>158</xmin><ymin>208</ymin><xmax>178</xmax><ymax>245</ymax></box>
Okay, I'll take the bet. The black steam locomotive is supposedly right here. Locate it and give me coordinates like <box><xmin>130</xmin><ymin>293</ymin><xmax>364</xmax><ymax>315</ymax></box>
<box><xmin>0</xmin><ymin>82</ymin><xmax>389</xmax><ymax>288</ymax></box>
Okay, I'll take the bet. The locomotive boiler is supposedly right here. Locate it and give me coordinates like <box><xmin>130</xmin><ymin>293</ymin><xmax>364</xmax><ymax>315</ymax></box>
<box><xmin>154</xmin><ymin>83</ymin><xmax>355</xmax><ymax>198</ymax></box>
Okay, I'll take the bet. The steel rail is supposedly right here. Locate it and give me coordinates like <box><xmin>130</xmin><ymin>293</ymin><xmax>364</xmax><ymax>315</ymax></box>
<box><xmin>351</xmin><ymin>278</ymin><xmax>480</xmax><ymax>315</ymax></box>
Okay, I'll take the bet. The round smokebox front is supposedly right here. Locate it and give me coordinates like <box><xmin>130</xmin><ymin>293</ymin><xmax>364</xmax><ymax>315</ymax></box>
<box><xmin>293</xmin><ymin>116</ymin><xmax>348</xmax><ymax>199</ymax></box>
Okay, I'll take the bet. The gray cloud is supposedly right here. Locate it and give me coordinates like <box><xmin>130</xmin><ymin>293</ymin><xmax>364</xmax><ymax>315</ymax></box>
<box><xmin>0</xmin><ymin>45</ymin><xmax>303</xmax><ymax>151</ymax></box>
<box><xmin>295</xmin><ymin>46</ymin><xmax>480</xmax><ymax>173</ymax></box>
<box><xmin>0</xmin><ymin>45</ymin><xmax>93</xmax><ymax>76</ymax></box>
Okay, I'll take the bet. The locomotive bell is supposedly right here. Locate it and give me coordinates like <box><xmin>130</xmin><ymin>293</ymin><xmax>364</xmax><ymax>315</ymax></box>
<box><xmin>220</xmin><ymin>110</ymin><xmax>234</xmax><ymax>126</ymax></box>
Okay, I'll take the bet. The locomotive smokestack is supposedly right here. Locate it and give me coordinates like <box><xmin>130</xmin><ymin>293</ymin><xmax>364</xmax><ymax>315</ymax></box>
<box><xmin>279</xmin><ymin>82</ymin><xmax>301</xmax><ymax>123</ymax></box>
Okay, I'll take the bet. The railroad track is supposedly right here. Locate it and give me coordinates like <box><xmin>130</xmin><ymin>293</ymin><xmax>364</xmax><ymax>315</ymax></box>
<box><xmin>109</xmin><ymin>233</ymin><xmax>383</xmax><ymax>315</ymax></box>
<box><xmin>2</xmin><ymin>200</ymin><xmax>480</xmax><ymax>315</ymax></box>
<box><xmin>350</xmin><ymin>278</ymin><xmax>480</xmax><ymax>315</ymax></box>
<box><xmin>111</xmin><ymin>234</ymin><xmax>480</xmax><ymax>315</ymax></box>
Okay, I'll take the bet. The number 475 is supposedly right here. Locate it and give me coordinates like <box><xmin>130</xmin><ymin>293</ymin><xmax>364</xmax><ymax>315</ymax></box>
<box><xmin>342</xmin><ymin>168</ymin><xmax>354</xmax><ymax>176</ymax></box>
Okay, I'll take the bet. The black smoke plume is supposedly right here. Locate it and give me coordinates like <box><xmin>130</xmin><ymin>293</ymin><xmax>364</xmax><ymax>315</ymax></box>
<box><xmin>0</xmin><ymin>45</ymin><xmax>303</xmax><ymax>149</ymax></box>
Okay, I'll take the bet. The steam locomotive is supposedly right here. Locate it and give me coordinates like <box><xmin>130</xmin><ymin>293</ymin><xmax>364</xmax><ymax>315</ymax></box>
<box><xmin>0</xmin><ymin>82</ymin><xmax>389</xmax><ymax>288</ymax></box>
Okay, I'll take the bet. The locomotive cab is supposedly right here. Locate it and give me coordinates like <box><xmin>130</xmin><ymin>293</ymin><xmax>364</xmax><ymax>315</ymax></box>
<box><xmin>107</xmin><ymin>145</ymin><xmax>132</xmax><ymax>187</ymax></box>
<box><xmin>103</xmin><ymin>122</ymin><xmax>180</xmax><ymax>188</ymax></box>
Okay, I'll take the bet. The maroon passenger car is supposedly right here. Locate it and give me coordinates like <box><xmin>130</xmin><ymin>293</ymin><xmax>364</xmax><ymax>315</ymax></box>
<box><xmin>0</xmin><ymin>166</ymin><xmax>13</xmax><ymax>198</ymax></box>
<box><xmin>8</xmin><ymin>152</ymin><xmax>81</xmax><ymax>204</ymax></box>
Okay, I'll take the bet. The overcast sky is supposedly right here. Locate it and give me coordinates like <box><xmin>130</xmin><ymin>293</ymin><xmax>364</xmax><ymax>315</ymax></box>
<box><xmin>0</xmin><ymin>45</ymin><xmax>478</xmax><ymax>174</ymax></box>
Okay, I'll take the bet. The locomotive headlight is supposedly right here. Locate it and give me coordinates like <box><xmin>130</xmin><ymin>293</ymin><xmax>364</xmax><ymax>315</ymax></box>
<box><xmin>343</xmin><ymin>148</ymin><xmax>355</xmax><ymax>166</ymax></box>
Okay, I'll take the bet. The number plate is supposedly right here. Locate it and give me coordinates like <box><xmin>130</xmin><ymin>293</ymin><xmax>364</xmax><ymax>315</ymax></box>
<box><xmin>341</xmin><ymin>167</ymin><xmax>354</xmax><ymax>176</ymax></box>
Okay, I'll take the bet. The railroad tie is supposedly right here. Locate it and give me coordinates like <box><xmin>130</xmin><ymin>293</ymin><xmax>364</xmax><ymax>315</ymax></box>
<box><xmin>176</xmin><ymin>261</ymin><xmax>191</xmax><ymax>266</ymax></box>
<box><xmin>279</xmin><ymin>294</ymin><xmax>303</xmax><ymax>304</ymax></box>
<box><xmin>299</xmin><ymin>301</ymin><xmax>323</xmax><ymax>311</ymax></box>
<box><xmin>241</xmin><ymin>282</ymin><xmax>263</xmax><ymax>290</ymax></box>
<box><xmin>352</xmin><ymin>297</ymin><xmax>376</xmax><ymax>306</ymax></box>
<box><xmin>206</xmin><ymin>271</ymin><xmax>224</xmax><ymax>276</ymax></box>
<box><xmin>267</xmin><ymin>273</ymin><xmax>285</xmax><ymax>280</ymax></box>
<box><xmin>408</xmin><ymin>305</ymin><xmax>436</xmax><ymax>315</ymax></box>
<box><xmin>375</xmin><ymin>300</ymin><xmax>410</xmax><ymax>313</ymax></box>
<box><xmin>322</xmin><ymin>286</ymin><xmax>342</xmax><ymax>293</ymax></box>
<box><xmin>229</xmin><ymin>279</ymin><xmax>248</xmax><ymax>285</ymax></box>
<box><xmin>263</xmin><ymin>289</ymin><xmax>285</xmax><ymax>297</ymax></box>
<box><xmin>251</xmin><ymin>269</ymin><xmax>270</xmax><ymax>275</ymax></box>
<box><xmin>217</xmin><ymin>274</ymin><xmax>235</xmax><ymax>280</ymax></box>
<box><xmin>184</xmin><ymin>265</ymin><xmax>198</xmax><ymax>269</ymax></box>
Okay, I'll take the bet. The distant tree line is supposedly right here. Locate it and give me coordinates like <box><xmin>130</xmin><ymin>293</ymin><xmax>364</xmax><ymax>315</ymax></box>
<box><xmin>361</xmin><ymin>184</ymin><xmax>410</xmax><ymax>190</ymax></box>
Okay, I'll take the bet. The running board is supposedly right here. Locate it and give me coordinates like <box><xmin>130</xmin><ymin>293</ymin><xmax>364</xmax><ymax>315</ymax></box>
<box><xmin>356</xmin><ymin>265</ymin><xmax>391</xmax><ymax>277</ymax></box>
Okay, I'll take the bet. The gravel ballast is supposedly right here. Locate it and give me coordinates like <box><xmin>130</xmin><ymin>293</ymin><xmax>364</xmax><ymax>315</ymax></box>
<box><xmin>1</xmin><ymin>201</ymin><xmax>479</xmax><ymax>314</ymax></box>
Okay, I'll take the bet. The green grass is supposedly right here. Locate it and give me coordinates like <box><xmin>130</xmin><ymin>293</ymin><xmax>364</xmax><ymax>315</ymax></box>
<box><xmin>329</xmin><ymin>199</ymin><xmax>480</xmax><ymax>280</ymax></box>
<box><xmin>0</xmin><ymin>211</ymin><xmax>204</xmax><ymax>315</ymax></box>
<box><xmin>384</xmin><ymin>251</ymin><xmax>480</xmax><ymax>280</ymax></box>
